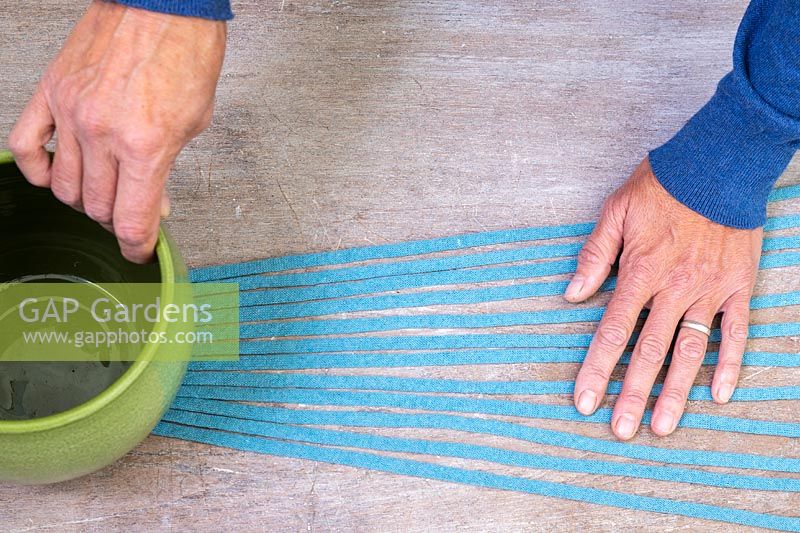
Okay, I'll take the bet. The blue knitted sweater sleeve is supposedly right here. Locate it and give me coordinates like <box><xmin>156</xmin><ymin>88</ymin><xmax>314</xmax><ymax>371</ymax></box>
<box><xmin>113</xmin><ymin>0</ymin><xmax>233</xmax><ymax>20</ymax></box>
<box><xmin>648</xmin><ymin>0</ymin><xmax>800</xmax><ymax>229</ymax></box>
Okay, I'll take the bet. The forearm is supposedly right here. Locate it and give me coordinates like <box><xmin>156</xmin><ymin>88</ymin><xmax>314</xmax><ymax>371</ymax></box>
<box><xmin>649</xmin><ymin>0</ymin><xmax>800</xmax><ymax>229</ymax></box>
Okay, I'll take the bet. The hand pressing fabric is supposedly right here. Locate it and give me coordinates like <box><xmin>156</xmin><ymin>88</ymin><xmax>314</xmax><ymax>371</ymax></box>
<box><xmin>566</xmin><ymin>159</ymin><xmax>762</xmax><ymax>439</ymax></box>
<box><xmin>8</xmin><ymin>1</ymin><xmax>227</xmax><ymax>263</ymax></box>
<box><xmin>565</xmin><ymin>0</ymin><xmax>800</xmax><ymax>441</ymax></box>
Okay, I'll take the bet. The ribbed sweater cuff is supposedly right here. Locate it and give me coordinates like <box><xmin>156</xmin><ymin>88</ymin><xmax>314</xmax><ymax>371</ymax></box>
<box><xmin>649</xmin><ymin>72</ymin><xmax>799</xmax><ymax>229</ymax></box>
<box><xmin>114</xmin><ymin>0</ymin><xmax>233</xmax><ymax>20</ymax></box>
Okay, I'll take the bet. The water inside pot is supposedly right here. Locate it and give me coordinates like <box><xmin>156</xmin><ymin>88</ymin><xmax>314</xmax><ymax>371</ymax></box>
<box><xmin>0</xmin><ymin>160</ymin><xmax>161</xmax><ymax>420</ymax></box>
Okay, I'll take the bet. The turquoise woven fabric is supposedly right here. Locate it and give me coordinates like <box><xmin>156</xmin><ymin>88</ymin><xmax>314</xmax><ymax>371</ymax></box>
<box><xmin>156</xmin><ymin>183</ymin><xmax>800</xmax><ymax>530</ymax></box>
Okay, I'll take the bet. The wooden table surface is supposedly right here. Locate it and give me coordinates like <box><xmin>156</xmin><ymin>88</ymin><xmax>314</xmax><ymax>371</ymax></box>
<box><xmin>2</xmin><ymin>1</ymin><xmax>799</xmax><ymax>531</ymax></box>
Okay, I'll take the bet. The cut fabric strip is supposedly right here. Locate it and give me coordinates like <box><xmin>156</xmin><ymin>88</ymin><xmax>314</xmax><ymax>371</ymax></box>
<box><xmin>168</xmin><ymin>397</ymin><xmax>800</xmax><ymax>473</ymax></box>
<box><xmin>235</xmin><ymin>290</ymin><xmax>800</xmax><ymax>338</ymax></box>
<box><xmin>162</xmin><ymin>409</ymin><xmax>800</xmax><ymax>492</ymax></box>
<box><xmin>221</xmin><ymin>228</ymin><xmax>799</xmax><ymax>294</ymax></box>
<box><xmin>230</xmin><ymin>233</ymin><xmax>799</xmax><ymax>307</ymax></box>
<box><xmin>153</xmin><ymin>423</ymin><xmax>800</xmax><ymax>532</ymax></box>
<box><xmin>180</xmin><ymin>373</ymin><xmax>800</xmax><ymax>402</ymax></box>
<box><xmin>174</xmin><ymin>387</ymin><xmax>800</xmax><ymax>438</ymax></box>
<box><xmin>189</xmin><ymin>222</ymin><xmax>596</xmax><ymax>282</ymax></box>
<box><xmin>187</xmin><ymin>350</ymin><xmax>800</xmax><ymax>371</ymax></box>
<box><xmin>168</xmin><ymin>191</ymin><xmax>800</xmax><ymax>529</ymax></box>
<box><xmin>235</xmin><ymin>249</ymin><xmax>800</xmax><ymax>320</ymax></box>
<box><xmin>190</xmin><ymin>183</ymin><xmax>800</xmax><ymax>282</ymax></box>
<box><xmin>232</xmin><ymin>323</ymin><xmax>799</xmax><ymax>355</ymax></box>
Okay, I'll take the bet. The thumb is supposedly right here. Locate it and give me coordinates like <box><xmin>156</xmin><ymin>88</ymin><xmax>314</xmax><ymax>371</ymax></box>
<box><xmin>564</xmin><ymin>194</ymin><xmax>626</xmax><ymax>302</ymax></box>
<box><xmin>8</xmin><ymin>88</ymin><xmax>55</xmax><ymax>187</ymax></box>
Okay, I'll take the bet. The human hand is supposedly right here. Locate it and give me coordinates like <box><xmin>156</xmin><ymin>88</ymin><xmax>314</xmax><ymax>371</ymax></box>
<box><xmin>8</xmin><ymin>1</ymin><xmax>226</xmax><ymax>263</ymax></box>
<box><xmin>566</xmin><ymin>158</ymin><xmax>763</xmax><ymax>440</ymax></box>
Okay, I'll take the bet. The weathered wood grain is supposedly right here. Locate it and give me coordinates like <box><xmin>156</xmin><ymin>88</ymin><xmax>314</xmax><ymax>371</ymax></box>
<box><xmin>1</xmin><ymin>1</ymin><xmax>799</xmax><ymax>531</ymax></box>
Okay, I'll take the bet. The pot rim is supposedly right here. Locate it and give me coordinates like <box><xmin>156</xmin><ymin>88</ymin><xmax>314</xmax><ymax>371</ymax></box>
<box><xmin>0</xmin><ymin>150</ymin><xmax>178</xmax><ymax>434</ymax></box>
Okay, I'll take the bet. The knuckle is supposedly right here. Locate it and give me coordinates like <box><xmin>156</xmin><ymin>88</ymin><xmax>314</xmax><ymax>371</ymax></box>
<box><xmin>50</xmin><ymin>177</ymin><xmax>79</xmax><ymax>206</ymax></box>
<box><xmin>84</xmin><ymin>199</ymin><xmax>113</xmax><ymax>224</ymax></box>
<box><xmin>703</xmin><ymin>270</ymin><xmax>726</xmax><ymax>288</ymax></box>
<box><xmin>7</xmin><ymin>129</ymin><xmax>28</xmax><ymax>156</ymax></box>
<box><xmin>674</xmin><ymin>334</ymin><xmax>707</xmax><ymax>364</ymax></box>
<box><xmin>595</xmin><ymin>322</ymin><xmax>631</xmax><ymax>350</ymax></box>
<box><xmin>624</xmin><ymin>256</ymin><xmax>659</xmax><ymax>282</ymax></box>
<box><xmin>578</xmin><ymin>239</ymin><xmax>607</xmax><ymax>267</ymax></box>
<box><xmin>658</xmin><ymin>387</ymin><xmax>687</xmax><ymax>408</ymax></box>
<box><xmin>601</xmin><ymin>193</ymin><xmax>625</xmax><ymax>224</ymax></box>
<box><xmin>729</xmin><ymin>270</ymin><xmax>756</xmax><ymax>289</ymax></box>
<box><xmin>610</xmin><ymin>288</ymin><xmax>642</xmax><ymax>309</ymax></box>
<box><xmin>578</xmin><ymin>360</ymin><xmax>611</xmax><ymax>384</ymax></box>
<box><xmin>119</xmin><ymin>129</ymin><xmax>162</xmax><ymax>158</ymax></box>
<box><xmin>114</xmin><ymin>221</ymin><xmax>153</xmax><ymax>248</ymax></box>
<box><xmin>53</xmin><ymin>189</ymin><xmax>80</xmax><ymax>207</ymax></box>
<box><xmin>76</xmin><ymin>103</ymin><xmax>110</xmax><ymax>137</ymax></box>
<box><xmin>668</xmin><ymin>267</ymin><xmax>700</xmax><ymax>293</ymax></box>
<box><xmin>719</xmin><ymin>359</ymin><xmax>742</xmax><ymax>375</ymax></box>
<box><xmin>725</xmin><ymin>319</ymin><xmax>749</xmax><ymax>342</ymax></box>
<box><xmin>636</xmin><ymin>334</ymin><xmax>668</xmax><ymax>367</ymax></box>
<box><xmin>621</xmin><ymin>388</ymin><xmax>649</xmax><ymax>408</ymax></box>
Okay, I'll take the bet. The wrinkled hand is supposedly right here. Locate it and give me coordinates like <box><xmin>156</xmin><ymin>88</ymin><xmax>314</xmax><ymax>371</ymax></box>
<box><xmin>566</xmin><ymin>159</ymin><xmax>763</xmax><ymax>440</ymax></box>
<box><xmin>8</xmin><ymin>1</ymin><xmax>226</xmax><ymax>262</ymax></box>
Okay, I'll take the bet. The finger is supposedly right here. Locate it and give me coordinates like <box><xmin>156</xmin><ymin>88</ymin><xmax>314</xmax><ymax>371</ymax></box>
<box><xmin>8</xmin><ymin>89</ymin><xmax>55</xmax><ymax>187</ymax></box>
<box><xmin>50</xmin><ymin>128</ymin><xmax>84</xmax><ymax>211</ymax></box>
<box><xmin>713</xmin><ymin>290</ymin><xmax>751</xmax><ymax>404</ymax></box>
<box><xmin>81</xmin><ymin>143</ymin><xmax>118</xmax><ymax>226</ymax></box>
<box><xmin>564</xmin><ymin>195</ymin><xmax>626</xmax><ymax>302</ymax></box>
<box><xmin>612</xmin><ymin>294</ymin><xmax>686</xmax><ymax>440</ymax></box>
<box><xmin>651</xmin><ymin>301</ymin><xmax>717</xmax><ymax>436</ymax></box>
<box><xmin>113</xmin><ymin>160</ymin><xmax>169</xmax><ymax>263</ymax></box>
<box><xmin>574</xmin><ymin>280</ymin><xmax>651</xmax><ymax>417</ymax></box>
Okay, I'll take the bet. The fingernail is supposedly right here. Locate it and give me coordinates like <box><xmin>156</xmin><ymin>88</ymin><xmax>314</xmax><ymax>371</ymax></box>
<box><xmin>576</xmin><ymin>390</ymin><xmax>597</xmax><ymax>415</ymax></box>
<box><xmin>652</xmin><ymin>411</ymin><xmax>677</xmax><ymax>435</ymax></box>
<box><xmin>614</xmin><ymin>413</ymin><xmax>637</xmax><ymax>440</ymax></box>
<box><xmin>717</xmin><ymin>383</ymin><xmax>734</xmax><ymax>403</ymax></box>
<box><xmin>565</xmin><ymin>275</ymin><xmax>584</xmax><ymax>300</ymax></box>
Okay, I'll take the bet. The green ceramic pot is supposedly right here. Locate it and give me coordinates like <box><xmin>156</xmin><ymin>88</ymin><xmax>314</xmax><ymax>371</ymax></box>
<box><xmin>0</xmin><ymin>150</ymin><xmax>190</xmax><ymax>484</ymax></box>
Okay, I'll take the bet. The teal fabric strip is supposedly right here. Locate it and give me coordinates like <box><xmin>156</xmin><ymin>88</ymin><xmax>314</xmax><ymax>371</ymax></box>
<box><xmin>153</xmin><ymin>423</ymin><xmax>800</xmax><ymax>531</ymax></box>
<box><xmin>187</xmin><ymin>350</ymin><xmax>800</xmax><ymax>371</ymax></box>
<box><xmin>174</xmin><ymin>387</ymin><xmax>800</xmax><ymax>438</ymax></box>
<box><xmin>239</xmin><ymin>279</ymin><xmax>604</xmax><ymax>321</ymax></box>
<box><xmin>161</xmin><ymin>409</ymin><xmax>800</xmax><ymax>493</ymax></box>
<box><xmin>240</xmin><ymin>307</ymin><xmax>601</xmax><ymax>338</ymax></box>
<box><xmin>168</xmin><ymin>397</ymin><xmax>800</xmax><ymax>473</ymax></box>
<box><xmin>236</xmin><ymin>248</ymin><xmax>580</xmax><ymax>292</ymax></box>
<box><xmin>766</xmin><ymin>212</ymin><xmax>800</xmax><ymax>231</ymax></box>
<box><xmin>769</xmin><ymin>184</ymin><xmax>800</xmax><ymax>203</ymax></box>
<box><xmin>180</xmin><ymin>373</ymin><xmax>800</xmax><ymax>402</ymax></box>
<box><xmin>226</xmin><ymin>229</ymin><xmax>798</xmax><ymax>293</ymax></box>
<box><xmin>238</xmin><ymin>250</ymin><xmax>800</xmax><ymax>320</ymax></box>
<box><xmin>234</xmin><ymin>323</ymin><xmax>799</xmax><ymax>354</ymax></box>
<box><xmin>239</xmin><ymin>259</ymin><xmax>579</xmax><ymax>306</ymax></box>
<box><xmin>229</xmin><ymin>233</ymin><xmax>800</xmax><ymax>306</ymax></box>
<box><xmin>765</xmin><ymin>234</ymin><xmax>800</xmax><ymax>252</ymax></box>
<box><xmin>238</xmin><ymin>290</ymin><xmax>800</xmax><ymax>338</ymax></box>
<box><xmin>187</xmin><ymin>348</ymin><xmax>592</xmax><ymax>370</ymax></box>
<box><xmin>189</xmin><ymin>222</ymin><xmax>596</xmax><ymax>282</ymax></box>
<box><xmin>188</xmin><ymin>189</ymin><xmax>800</xmax><ymax>283</ymax></box>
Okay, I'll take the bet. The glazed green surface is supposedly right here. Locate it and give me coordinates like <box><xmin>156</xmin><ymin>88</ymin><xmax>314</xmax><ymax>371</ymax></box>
<box><xmin>0</xmin><ymin>154</ymin><xmax>190</xmax><ymax>484</ymax></box>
